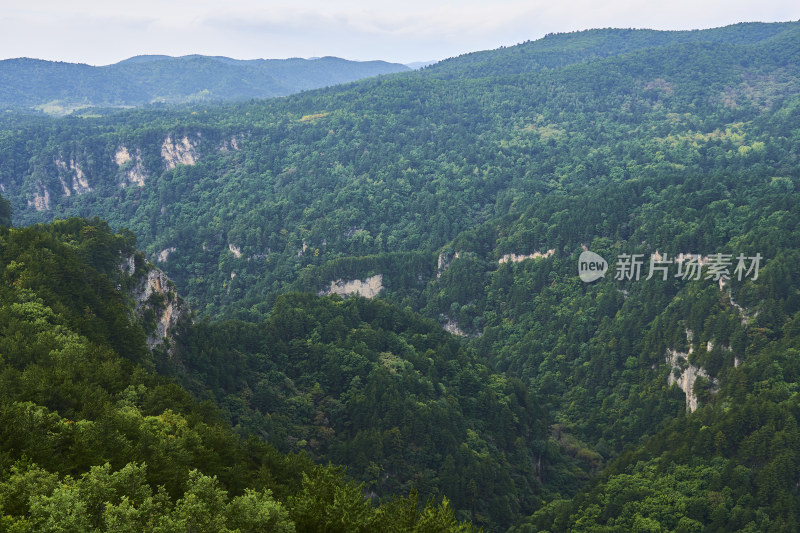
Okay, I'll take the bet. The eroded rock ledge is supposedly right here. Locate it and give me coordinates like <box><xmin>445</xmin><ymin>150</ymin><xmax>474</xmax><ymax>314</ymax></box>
<box><xmin>121</xmin><ymin>253</ymin><xmax>190</xmax><ymax>352</ymax></box>
<box><xmin>322</xmin><ymin>274</ymin><xmax>383</xmax><ymax>298</ymax></box>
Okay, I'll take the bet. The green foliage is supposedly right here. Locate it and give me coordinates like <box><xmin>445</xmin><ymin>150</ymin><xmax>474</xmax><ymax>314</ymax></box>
<box><xmin>0</xmin><ymin>221</ymin><xmax>473</xmax><ymax>531</ymax></box>
<box><xmin>0</xmin><ymin>462</ymin><xmax>296</xmax><ymax>532</ymax></box>
<box><xmin>2</xmin><ymin>19</ymin><xmax>800</xmax><ymax>533</ymax></box>
<box><xmin>426</xmin><ymin>22</ymin><xmax>798</xmax><ymax>79</ymax></box>
<box><xmin>289</xmin><ymin>469</ymin><xmax>374</xmax><ymax>532</ymax></box>
<box><xmin>0</xmin><ymin>56</ymin><xmax>409</xmax><ymax>111</ymax></box>
<box><xmin>0</xmin><ymin>194</ymin><xmax>10</xmax><ymax>227</ymax></box>
<box><xmin>2</xmin><ymin>22</ymin><xmax>799</xmax><ymax>323</ymax></box>
<box><xmin>174</xmin><ymin>293</ymin><xmax>553</xmax><ymax>529</ymax></box>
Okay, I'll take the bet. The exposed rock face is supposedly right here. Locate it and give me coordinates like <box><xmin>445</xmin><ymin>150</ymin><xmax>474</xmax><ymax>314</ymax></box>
<box><xmin>58</xmin><ymin>175</ymin><xmax>71</xmax><ymax>196</ymax></box>
<box><xmin>114</xmin><ymin>147</ymin><xmax>132</xmax><ymax>166</ymax></box>
<box><xmin>117</xmin><ymin>252</ymin><xmax>190</xmax><ymax>353</ymax></box>
<box><xmin>437</xmin><ymin>251</ymin><xmax>461</xmax><ymax>278</ymax></box>
<box><xmin>132</xmin><ymin>265</ymin><xmax>190</xmax><ymax>351</ymax></box>
<box><xmin>121</xmin><ymin>254</ymin><xmax>136</xmax><ymax>276</ymax></box>
<box><xmin>157</xmin><ymin>247</ymin><xmax>176</xmax><ymax>262</ymax></box>
<box><xmin>220</xmin><ymin>136</ymin><xmax>240</xmax><ymax>152</ymax></box>
<box><xmin>499</xmin><ymin>249</ymin><xmax>555</xmax><ymax>264</ymax></box>
<box><xmin>161</xmin><ymin>136</ymin><xmax>198</xmax><ymax>169</ymax></box>
<box><xmin>443</xmin><ymin>316</ymin><xmax>467</xmax><ymax>337</ymax></box>
<box><xmin>666</xmin><ymin>348</ymin><xmax>709</xmax><ymax>413</ymax></box>
<box><xmin>724</xmin><ymin>287</ymin><xmax>752</xmax><ymax>326</ymax></box>
<box><xmin>55</xmin><ymin>158</ymin><xmax>91</xmax><ymax>195</ymax></box>
<box><xmin>115</xmin><ymin>146</ymin><xmax>147</xmax><ymax>187</ymax></box>
<box><xmin>228</xmin><ymin>244</ymin><xmax>242</xmax><ymax>258</ymax></box>
<box><xmin>323</xmin><ymin>274</ymin><xmax>383</xmax><ymax>298</ymax></box>
<box><xmin>28</xmin><ymin>186</ymin><xmax>51</xmax><ymax>211</ymax></box>
<box><xmin>665</xmin><ymin>328</ymin><xmax>721</xmax><ymax>413</ymax></box>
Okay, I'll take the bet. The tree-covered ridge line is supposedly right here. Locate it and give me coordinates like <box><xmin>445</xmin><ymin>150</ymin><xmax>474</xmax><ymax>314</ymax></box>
<box><xmin>0</xmin><ymin>55</ymin><xmax>410</xmax><ymax>113</ymax></box>
<box><xmin>424</xmin><ymin>21</ymin><xmax>800</xmax><ymax>79</ymax></box>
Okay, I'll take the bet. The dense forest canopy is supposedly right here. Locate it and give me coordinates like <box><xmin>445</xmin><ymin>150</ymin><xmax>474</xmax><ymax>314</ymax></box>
<box><xmin>0</xmin><ymin>217</ymin><xmax>475</xmax><ymax>531</ymax></box>
<box><xmin>1</xmin><ymin>20</ymin><xmax>800</xmax><ymax>531</ymax></box>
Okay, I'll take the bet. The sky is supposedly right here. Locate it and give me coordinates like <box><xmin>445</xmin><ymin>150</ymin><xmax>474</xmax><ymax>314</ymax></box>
<box><xmin>1</xmin><ymin>0</ymin><xmax>798</xmax><ymax>66</ymax></box>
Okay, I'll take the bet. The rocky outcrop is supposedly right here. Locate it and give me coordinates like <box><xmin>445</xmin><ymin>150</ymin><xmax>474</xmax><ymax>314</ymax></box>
<box><xmin>442</xmin><ymin>316</ymin><xmax>467</xmax><ymax>337</ymax></box>
<box><xmin>114</xmin><ymin>147</ymin><xmax>132</xmax><ymax>166</ymax></box>
<box><xmin>131</xmin><ymin>265</ymin><xmax>190</xmax><ymax>351</ymax></box>
<box><xmin>720</xmin><ymin>282</ymin><xmax>753</xmax><ymax>326</ymax></box>
<box><xmin>120</xmin><ymin>254</ymin><xmax>136</xmax><ymax>276</ymax></box>
<box><xmin>157</xmin><ymin>247</ymin><xmax>176</xmax><ymax>262</ymax></box>
<box><xmin>162</xmin><ymin>135</ymin><xmax>198</xmax><ymax>169</ymax></box>
<box><xmin>116</xmin><ymin>251</ymin><xmax>190</xmax><ymax>353</ymax></box>
<box><xmin>27</xmin><ymin>158</ymin><xmax>90</xmax><ymax>210</ymax></box>
<box><xmin>55</xmin><ymin>158</ymin><xmax>91</xmax><ymax>195</ymax></box>
<box><xmin>115</xmin><ymin>146</ymin><xmax>147</xmax><ymax>187</ymax></box>
<box><xmin>228</xmin><ymin>244</ymin><xmax>243</xmax><ymax>258</ymax></box>
<box><xmin>666</xmin><ymin>349</ymin><xmax>709</xmax><ymax>413</ymax></box>
<box><xmin>665</xmin><ymin>329</ymin><xmax>717</xmax><ymax>413</ymax></box>
<box><xmin>323</xmin><ymin>274</ymin><xmax>383</xmax><ymax>298</ymax></box>
<box><xmin>27</xmin><ymin>185</ymin><xmax>51</xmax><ymax>211</ymax></box>
<box><xmin>499</xmin><ymin>249</ymin><xmax>554</xmax><ymax>264</ymax></box>
<box><xmin>219</xmin><ymin>136</ymin><xmax>240</xmax><ymax>152</ymax></box>
<box><xmin>436</xmin><ymin>251</ymin><xmax>462</xmax><ymax>278</ymax></box>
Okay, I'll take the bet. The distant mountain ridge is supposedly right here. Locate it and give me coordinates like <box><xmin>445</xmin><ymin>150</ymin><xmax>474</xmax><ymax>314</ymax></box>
<box><xmin>0</xmin><ymin>54</ymin><xmax>410</xmax><ymax>113</ymax></box>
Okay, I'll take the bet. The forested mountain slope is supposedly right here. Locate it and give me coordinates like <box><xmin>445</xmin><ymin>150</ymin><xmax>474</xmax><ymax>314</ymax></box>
<box><xmin>0</xmin><ymin>55</ymin><xmax>409</xmax><ymax>112</ymax></box>
<box><xmin>173</xmin><ymin>292</ymin><xmax>580</xmax><ymax>529</ymax></box>
<box><xmin>425</xmin><ymin>21</ymin><xmax>798</xmax><ymax>78</ymax></box>
<box><xmin>2</xmin><ymin>20</ymin><xmax>800</xmax><ymax>531</ymax></box>
<box><xmin>0</xmin><ymin>217</ymin><xmax>474</xmax><ymax>531</ymax></box>
<box><xmin>0</xmin><ymin>21</ymin><xmax>796</xmax><ymax>320</ymax></box>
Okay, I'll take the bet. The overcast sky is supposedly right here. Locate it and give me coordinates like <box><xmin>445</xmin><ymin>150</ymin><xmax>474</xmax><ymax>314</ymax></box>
<box><xmin>1</xmin><ymin>0</ymin><xmax>798</xmax><ymax>65</ymax></box>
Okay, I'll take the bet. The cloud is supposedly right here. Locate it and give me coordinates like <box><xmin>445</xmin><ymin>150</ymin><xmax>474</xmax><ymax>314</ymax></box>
<box><xmin>0</xmin><ymin>0</ymin><xmax>798</xmax><ymax>64</ymax></box>
<box><xmin>205</xmin><ymin>2</ymin><xmax>550</xmax><ymax>38</ymax></box>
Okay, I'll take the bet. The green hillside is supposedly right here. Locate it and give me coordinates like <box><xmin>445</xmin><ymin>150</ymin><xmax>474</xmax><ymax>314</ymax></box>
<box><xmin>0</xmin><ymin>218</ymin><xmax>473</xmax><ymax>531</ymax></box>
<box><xmin>0</xmin><ymin>55</ymin><xmax>409</xmax><ymax>113</ymax></box>
<box><xmin>2</xmin><ymin>20</ymin><xmax>800</xmax><ymax>531</ymax></box>
<box><xmin>173</xmin><ymin>293</ymin><xmax>566</xmax><ymax>529</ymax></box>
<box><xmin>425</xmin><ymin>22</ymin><xmax>798</xmax><ymax>78</ymax></box>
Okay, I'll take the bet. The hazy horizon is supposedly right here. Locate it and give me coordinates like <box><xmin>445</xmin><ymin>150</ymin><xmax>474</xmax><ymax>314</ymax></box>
<box><xmin>2</xmin><ymin>0</ymin><xmax>798</xmax><ymax>66</ymax></box>
<box><xmin>0</xmin><ymin>53</ymin><xmax>421</xmax><ymax>67</ymax></box>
